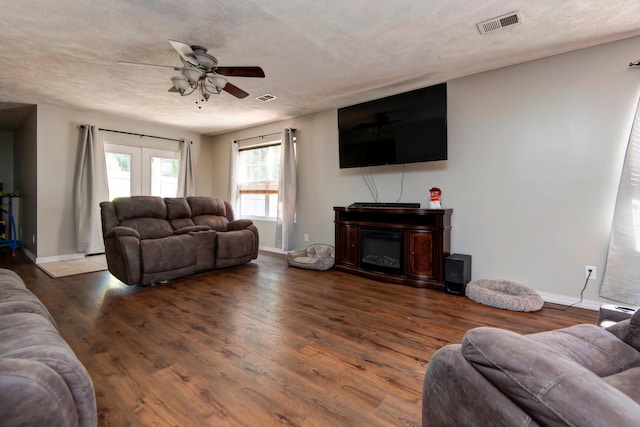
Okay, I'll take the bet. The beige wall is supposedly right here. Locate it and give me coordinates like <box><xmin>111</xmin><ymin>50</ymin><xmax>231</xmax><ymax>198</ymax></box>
<box><xmin>34</xmin><ymin>105</ymin><xmax>212</xmax><ymax>260</ymax></box>
<box><xmin>207</xmin><ymin>35</ymin><xmax>640</xmax><ymax>308</ymax></box>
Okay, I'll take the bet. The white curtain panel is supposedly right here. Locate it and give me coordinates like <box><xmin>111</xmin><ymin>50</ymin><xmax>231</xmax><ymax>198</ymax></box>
<box><xmin>227</xmin><ymin>140</ymin><xmax>239</xmax><ymax>212</ymax></box>
<box><xmin>74</xmin><ymin>125</ymin><xmax>109</xmax><ymax>254</ymax></box>
<box><xmin>275</xmin><ymin>129</ymin><xmax>297</xmax><ymax>250</ymax></box>
<box><xmin>601</xmin><ymin>97</ymin><xmax>640</xmax><ymax>305</ymax></box>
<box><xmin>177</xmin><ymin>139</ymin><xmax>196</xmax><ymax>197</ymax></box>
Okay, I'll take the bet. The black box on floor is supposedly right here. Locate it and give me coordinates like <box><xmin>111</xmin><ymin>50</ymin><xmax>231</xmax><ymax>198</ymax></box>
<box><xmin>444</xmin><ymin>254</ymin><xmax>472</xmax><ymax>296</ymax></box>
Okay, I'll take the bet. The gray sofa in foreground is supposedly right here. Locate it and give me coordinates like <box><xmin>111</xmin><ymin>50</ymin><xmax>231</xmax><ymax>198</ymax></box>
<box><xmin>0</xmin><ymin>269</ymin><xmax>96</xmax><ymax>427</ymax></box>
<box><xmin>100</xmin><ymin>196</ymin><xmax>259</xmax><ymax>286</ymax></box>
<box><xmin>422</xmin><ymin>311</ymin><xmax>640</xmax><ymax>426</ymax></box>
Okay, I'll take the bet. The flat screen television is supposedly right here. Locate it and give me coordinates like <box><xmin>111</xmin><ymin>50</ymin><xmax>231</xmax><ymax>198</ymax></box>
<box><xmin>338</xmin><ymin>83</ymin><xmax>447</xmax><ymax>169</ymax></box>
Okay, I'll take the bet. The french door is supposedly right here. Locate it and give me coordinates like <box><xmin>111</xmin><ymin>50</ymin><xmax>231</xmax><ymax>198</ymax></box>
<box><xmin>104</xmin><ymin>143</ymin><xmax>180</xmax><ymax>200</ymax></box>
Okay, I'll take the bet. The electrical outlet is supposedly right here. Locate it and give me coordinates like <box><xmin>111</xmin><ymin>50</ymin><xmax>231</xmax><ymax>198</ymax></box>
<box><xmin>585</xmin><ymin>265</ymin><xmax>597</xmax><ymax>280</ymax></box>
<box><xmin>304</xmin><ymin>233</ymin><xmax>309</xmax><ymax>242</ymax></box>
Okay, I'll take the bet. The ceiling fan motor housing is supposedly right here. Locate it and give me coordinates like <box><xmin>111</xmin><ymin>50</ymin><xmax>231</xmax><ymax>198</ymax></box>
<box><xmin>190</xmin><ymin>46</ymin><xmax>218</xmax><ymax>70</ymax></box>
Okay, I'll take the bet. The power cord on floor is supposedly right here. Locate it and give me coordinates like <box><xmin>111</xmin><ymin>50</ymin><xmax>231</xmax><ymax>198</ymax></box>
<box><xmin>556</xmin><ymin>268</ymin><xmax>591</xmax><ymax>310</ymax></box>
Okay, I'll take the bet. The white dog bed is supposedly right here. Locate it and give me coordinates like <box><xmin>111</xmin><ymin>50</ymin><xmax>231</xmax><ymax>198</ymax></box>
<box><xmin>466</xmin><ymin>279</ymin><xmax>544</xmax><ymax>312</ymax></box>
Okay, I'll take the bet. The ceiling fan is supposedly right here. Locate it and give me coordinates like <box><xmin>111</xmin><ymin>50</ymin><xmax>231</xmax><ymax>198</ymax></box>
<box><xmin>119</xmin><ymin>40</ymin><xmax>265</xmax><ymax>107</ymax></box>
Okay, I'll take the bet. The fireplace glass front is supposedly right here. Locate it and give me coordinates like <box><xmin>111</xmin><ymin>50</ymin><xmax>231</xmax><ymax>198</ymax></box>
<box><xmin>360</xmin><ymin>229</ymin><xmax>403</xmax><ymax>275</ymax></box>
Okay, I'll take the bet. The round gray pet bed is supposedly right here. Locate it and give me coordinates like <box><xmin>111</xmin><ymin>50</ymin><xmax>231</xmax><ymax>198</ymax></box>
<box><xmin>466</xmin><ymin>279</ymin><xmax>544</xmax><ymax>312</ymax></box>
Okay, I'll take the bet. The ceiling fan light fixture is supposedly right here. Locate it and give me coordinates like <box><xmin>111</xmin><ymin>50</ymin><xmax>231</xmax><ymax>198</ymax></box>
<box><xmin>171</xmin><ymin>76</ymin><xmax>190</xmax><ymax>94</ymax></box>
<box><xmin>204</xmin><ymin>73</ymin><xmax>228</xmax><ymax>94</ymax></box>
<box><xmin>181</xmin><ymin>67</ymin><xmax>202</xmax><ymax>86</ymax></box>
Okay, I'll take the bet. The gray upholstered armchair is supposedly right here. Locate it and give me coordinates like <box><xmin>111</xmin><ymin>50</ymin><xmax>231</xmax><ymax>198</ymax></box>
<box><xmin>422</xmin><ymin>310</ymin><xmax>640</xmax><ymax>426</ymax></box>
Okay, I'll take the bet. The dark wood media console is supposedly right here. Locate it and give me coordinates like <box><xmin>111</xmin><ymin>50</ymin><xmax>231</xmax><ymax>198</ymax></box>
<box><xmin>334</xmin><ymin>206</ymin><xmax>452</xmax><ymax>289</ymax></box>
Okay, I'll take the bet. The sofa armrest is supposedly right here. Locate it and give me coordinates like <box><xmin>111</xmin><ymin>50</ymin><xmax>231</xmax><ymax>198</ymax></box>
<box><xmin>105</xmin><ymin>226</ymin><xmax>140</xmax><ymax>239</ymax></box>
<box><xmin>227</xmin><ymin>219</ymin><xmax>254</xmax><ymax>231</ymax></box>
<box><xmin>462</xmin><ymin>327</ymin><xmax>640</xmax><ymax>426</ymax></box>
<box><xmin>0</xmin><ymin>358</ymin><xmax>83</xmax><ymax>427</ymax></box>
<box><xmin>423</xmin><ymin>344</ymin><xmax>535</xmax><ymax>427</ymax></box>
<box><xmin>174</xmin><ymin>225</ymin><xmax>211</xmax><ymax>235</ymax></box>
<box><xmin>103</xmin><ymin>234</ymin><xmax>142</xmax><ymax>285</ymax></box>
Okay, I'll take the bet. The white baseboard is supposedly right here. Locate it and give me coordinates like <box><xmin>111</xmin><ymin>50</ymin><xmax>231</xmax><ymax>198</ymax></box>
<box><xmin>259</xmin><ymin>245</ymin><xmax>287</xmax><ymax>255</ymax></box>
<box><xmin>35</xmin><ymin>253</ymin><xmax>85</xmax><ymax>265</ymax></box>
<box><xmin>538</xmin><ymin>291</ymin><xmax>601</xmax><ymax>311</ymax></box>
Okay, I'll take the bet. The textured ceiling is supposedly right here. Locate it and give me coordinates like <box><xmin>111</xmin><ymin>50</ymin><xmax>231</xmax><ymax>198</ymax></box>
<box><xmin>1</xmin><ymin>0</ymin><xmax>639</xmax><ymax>135</ymax></box>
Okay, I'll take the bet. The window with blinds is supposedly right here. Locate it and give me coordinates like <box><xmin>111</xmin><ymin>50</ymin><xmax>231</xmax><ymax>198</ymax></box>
<box><xmin>238</xmin><ymin>143</ymin><xmax>281</xmax><ymax>219</ymax></box>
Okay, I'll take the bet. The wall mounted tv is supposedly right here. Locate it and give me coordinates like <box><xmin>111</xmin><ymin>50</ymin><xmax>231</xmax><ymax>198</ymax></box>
<box><xmin>338</xmin><ymin>82</ymin><xmax>447</xmax><ymax>169</ymax></box>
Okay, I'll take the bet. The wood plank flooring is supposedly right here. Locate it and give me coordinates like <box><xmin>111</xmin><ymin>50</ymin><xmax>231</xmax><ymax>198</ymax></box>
<box><xmin>0</xmin><ymin>250</ymin><xmax>597</xmax><ymax>426</ymax></box>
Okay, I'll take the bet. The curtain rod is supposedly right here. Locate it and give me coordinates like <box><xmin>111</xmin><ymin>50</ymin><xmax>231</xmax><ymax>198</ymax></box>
<box><xmin>235</xmin><ymin>128</ymin><xmax>296</xmax><ymax>143</ymax></box>
<box><xmin>80</xmin><ymin>125</ymin><xmax>183</xmax><ymax>143</ymax></box>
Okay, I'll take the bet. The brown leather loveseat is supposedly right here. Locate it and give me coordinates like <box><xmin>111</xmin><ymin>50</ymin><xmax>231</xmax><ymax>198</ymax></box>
<box><xmin>100</xmin><ymin>196</ymin><xmax>259</xmax><ymax>286</ymax></box>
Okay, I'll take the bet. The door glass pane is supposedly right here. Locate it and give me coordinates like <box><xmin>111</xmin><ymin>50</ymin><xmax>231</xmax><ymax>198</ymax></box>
<box><xmin>150</xmin><ymin>156</ymin><xmax>179</xmax><ymax>197</ymax></box>
<box><xmin>105</xmin><ymin>152</ymin><xmax>131</xmax><ymax>200</ymax></box>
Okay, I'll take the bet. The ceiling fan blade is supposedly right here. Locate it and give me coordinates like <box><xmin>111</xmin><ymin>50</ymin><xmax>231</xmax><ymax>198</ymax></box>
<box><xmin>216</xmin><ymin>66</ymin><xmax>265</xmax><ymax>78</ymax></box>
<box><xmin>223</xmin><ymin>82</ymin><xmax>249</xmax><ymax>99</ymax></box>
<box><xmin>118</xmin><ymin>61</ymin><xmax>179</xmax><ymax>70</ymax></box>
<box><xmin>168</xmin><ymin>40</ymin><xmax>199</xmax><ymax>67</ymax></box>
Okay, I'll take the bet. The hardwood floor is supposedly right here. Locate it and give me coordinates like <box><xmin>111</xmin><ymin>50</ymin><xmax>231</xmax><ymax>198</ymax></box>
<box><xmin>1</xmin><ymin>250</ymin><xmax>597</xmax><ymax>426</ymax></box>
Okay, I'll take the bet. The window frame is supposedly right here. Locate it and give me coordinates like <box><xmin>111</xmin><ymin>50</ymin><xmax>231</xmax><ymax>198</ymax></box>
<box><xmin>237</xmin><ymin>141</ymin><xmax>281</xmax><ymax>221</ymax></box>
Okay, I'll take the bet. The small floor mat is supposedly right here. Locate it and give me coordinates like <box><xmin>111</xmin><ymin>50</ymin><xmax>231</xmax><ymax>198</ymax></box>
<box><xmin>37</xmin><ymin>254</ymin><xmax>107</xmax><ymax>278</ymax></box>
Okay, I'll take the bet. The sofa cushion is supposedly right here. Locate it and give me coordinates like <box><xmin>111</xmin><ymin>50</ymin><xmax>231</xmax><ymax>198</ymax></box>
<box><xmin>216</xmin><ymin>229</ymin><xmax>257</xmax><ymax>260</ymax></box>
<box><xmin>193</xmin><ymin>215</ymin><xmax>229</xmax><ymax>231</ymax></box>
<box><xmin>120</xmin><ymin>218</ymin><xmax>173</xmax><ymax>240</ymax></box>
<box><xmin>187</xmin><ymin>197</ymin><xmax>229</xmax><ymax>231</ymax></box>
<box><xmin>140</xmin><ymin>235</ymin><xmax>196</xmax><ymax>273</ymax></box>
<box><xmin>165</xmin><ymin>197</ymin><xmax>192</xmax><ymax>219</ymax></box>
<box><xmin>164</xmin><ymin>198</ymin><xmax>196</xmax><ymax>230</ymax></box>
<box><xmin>113</xmin><ymin>196</ymin><xmax>166</xmax><ymax>221</ymax></box>
<box><xmin>528</xmin><ymin>324</ymin><xmax>640</xmax><ymax>376</ymax></box>
<box><xmin>462</xmin><ymin>327</ymin><xmax>640</xmax><ymax>427</ymax></box>
<box><xmin>604</xmin><ymin>367</ymin><xmax>640</xmax><ymax>404</ymax></box>
<box><xmin>187</xmin><ymin>196</ymin><xmax>226</xmax><ymax>217</ymax></box>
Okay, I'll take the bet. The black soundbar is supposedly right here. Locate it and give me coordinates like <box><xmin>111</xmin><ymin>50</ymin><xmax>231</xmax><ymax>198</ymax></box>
<box><xmin>349</xmin><ymin>202</ymin><xmax>421</xmax><ymax>208</ymax></box>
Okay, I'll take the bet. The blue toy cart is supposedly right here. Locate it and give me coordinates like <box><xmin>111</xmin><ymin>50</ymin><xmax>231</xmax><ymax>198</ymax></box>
<box><xmin>0</xmin><ymin>207</ymin><xmax>21</xmax><ymax>257</ymax></box>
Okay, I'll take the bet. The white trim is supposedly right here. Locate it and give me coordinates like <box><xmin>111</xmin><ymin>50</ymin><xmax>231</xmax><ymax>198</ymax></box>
<box><xmin>537</xmin><ymin>291</ymin><xmax>601</xmax><ymax>311</ymax></box>
<box><xmin>259</xmin><ymin>245</ymin><xmax>287</xmax><ymax>255</ymax></box>
<box><xmin>35</xmin><ymin>253</ymin><xmax>85</xmax><ymax>265</ymax></box>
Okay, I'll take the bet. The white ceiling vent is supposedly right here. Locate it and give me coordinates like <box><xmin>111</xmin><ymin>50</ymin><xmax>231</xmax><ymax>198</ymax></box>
<box><xmin>477</xmin><ymin>12</ymin><xmax>522</xmax><ymax>34</ymax></box>
<box><xmin>255</xmin><ymin>93</ymin><xmax>278</xmax><ymax>102</ymax></box>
